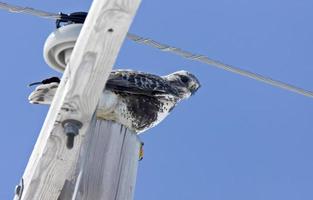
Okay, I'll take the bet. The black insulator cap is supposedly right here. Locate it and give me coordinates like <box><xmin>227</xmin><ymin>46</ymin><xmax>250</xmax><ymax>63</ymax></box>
<box><xmin>28</xmin><ymin>77</ymin><xmax>60</xmax><ymax>87</ymax></box>
<box><xmin>56</xmin><ymin>12</ymin><xmax>88</xmax><ymax>28</ymax></box>
<box><xmin>42</xmin><ymin>77</ymin><xmax>60</xmax><ymax>84</ymax></box>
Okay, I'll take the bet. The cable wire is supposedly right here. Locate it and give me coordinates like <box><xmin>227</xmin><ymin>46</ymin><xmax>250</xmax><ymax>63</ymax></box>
<box><xmin>1</xmin><ymin>1</ymin><xmax>312</xmax><ymax>98</ymax></box>
<box><xmin>0</xmin><ymin>2</ymin><xmax>60</xmax><ymax>19</ymax></box>
<box><xmin>127</xmin><ymin>33</ymin><xmax>313</xmax><ymax>98</ymax></box>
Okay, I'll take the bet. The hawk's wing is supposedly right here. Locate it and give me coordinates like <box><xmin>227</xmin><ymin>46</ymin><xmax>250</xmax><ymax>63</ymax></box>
<box><xmin>106</xmin><ymin>70</ymin><xmax>179</xmax><ymax>97</ymax></box>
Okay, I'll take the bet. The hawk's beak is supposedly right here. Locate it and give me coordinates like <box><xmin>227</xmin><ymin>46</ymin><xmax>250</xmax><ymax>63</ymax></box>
<box><xmin>190</xmin><ymin>83</ymin><xmax>201</xmax><ymax>96</ymax></box>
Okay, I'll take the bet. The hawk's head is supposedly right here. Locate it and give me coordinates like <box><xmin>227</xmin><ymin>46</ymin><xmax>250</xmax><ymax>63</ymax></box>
<box><xmin>165</xmin><ymin>70</ymin><xmax>201</xmax><ymax>99</ymax></box>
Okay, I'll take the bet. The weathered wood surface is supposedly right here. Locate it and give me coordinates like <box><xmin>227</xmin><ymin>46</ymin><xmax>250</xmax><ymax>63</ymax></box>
<box><xmin>14</xmin><ymin>0</ymin><xmax>141</xmax><ymax>199</ymax></box>
<box><xmin>56</xmin><ymin>119</ymin><xmax>140</xmax><ymax>200</ymax></box>
<box><xmin>64</xmin><ymin>120</ymin><xmax>140</xmax><ymax>200</ymax></box>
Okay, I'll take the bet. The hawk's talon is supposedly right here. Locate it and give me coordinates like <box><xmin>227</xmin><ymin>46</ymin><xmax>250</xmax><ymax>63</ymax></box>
<box><xmin>139</xmin><ymin>142</ymin><xmax>144</xmax><ymax>161</ymax></box>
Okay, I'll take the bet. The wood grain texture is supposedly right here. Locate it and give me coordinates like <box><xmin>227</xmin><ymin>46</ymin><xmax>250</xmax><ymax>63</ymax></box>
<box><xmin>71</xmin><ymin>120</ymin><xmax>140</xmax><ymax>200</ymax></box>
<box><xmin>15</xmin><ymin>0</ymin><xmax>141</xmax><ymax>199</ymax></box>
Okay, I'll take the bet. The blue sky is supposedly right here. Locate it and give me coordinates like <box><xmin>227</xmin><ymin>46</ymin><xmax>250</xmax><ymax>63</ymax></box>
<box><xmin>0</xmin><ymin>0</ymin><xmax>313</xmax><ymax>199</ymax></box>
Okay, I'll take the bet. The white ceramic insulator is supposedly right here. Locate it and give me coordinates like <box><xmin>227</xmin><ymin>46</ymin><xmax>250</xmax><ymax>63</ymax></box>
<box><xmin>43</xmin><ymin>24</ymin><xmax>82</xmax><ymax>72</ymax></box>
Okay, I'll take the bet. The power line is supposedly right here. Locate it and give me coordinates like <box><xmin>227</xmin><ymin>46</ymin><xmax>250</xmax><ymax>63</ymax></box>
<box><xmin>0</xmin><ymin>2</ymin><xmax>59</xmax><ymax>19</ymax></box>
<box><xmin>127</xmin><ymin>33</ymin><xmax>313</xmax><ymax>98</ymax></box>
<box><xmin>1</xmin><ymin>1</ymin><xmax>313</xmax><ymax>99</ymax></box>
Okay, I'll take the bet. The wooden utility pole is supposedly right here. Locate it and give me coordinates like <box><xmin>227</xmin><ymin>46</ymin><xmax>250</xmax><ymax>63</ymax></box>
<box><xmin>14</xmin><ymin>0</ymin><xmax>141</xmax><ymax>199</ymax></box>
<box><xmin>58</xmin><ymin>119</ymin><xmax>141</xmax><ymax>200</ymax></box>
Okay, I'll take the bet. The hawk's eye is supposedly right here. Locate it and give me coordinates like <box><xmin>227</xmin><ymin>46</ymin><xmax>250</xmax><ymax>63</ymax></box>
<box><xmin>181</xmin><ymin>76</ymin><xmax>189</xmax><ymax>83</ymax></box>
